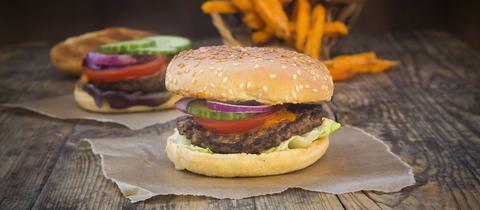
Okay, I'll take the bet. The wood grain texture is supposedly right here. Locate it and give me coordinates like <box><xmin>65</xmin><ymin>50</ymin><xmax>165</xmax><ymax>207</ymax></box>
<box><xmin>0</xmin><ymin>43</ymin><xmax>76</xmax><ymax>210</ymax></box>
<box><xmin>0</xmin><ymin>31</ymin><xmax>479</xmax><ymax>209</ymax></box>
<box><xmin>330</xmin><ymin>31</ymin><xmax>480</xmax><ymax>209</ymax></box>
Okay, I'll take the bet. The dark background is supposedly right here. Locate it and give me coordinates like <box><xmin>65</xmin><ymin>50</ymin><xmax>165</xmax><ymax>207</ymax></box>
<box><xmin>1</xmin><ymin>0</ymin><xmax>479</xmax><ymax>51</ymax></box>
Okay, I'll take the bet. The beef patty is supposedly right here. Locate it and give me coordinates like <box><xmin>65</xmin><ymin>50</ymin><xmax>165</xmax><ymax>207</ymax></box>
<box><xmin>93</xmin><ymin>71</ymin><xmax>166</xmax><ymax>93</ymax></box>
<box><xmin>176</xmin><ymin>105</ymin><xmax>328</xmax><ymax>154</ymax></box>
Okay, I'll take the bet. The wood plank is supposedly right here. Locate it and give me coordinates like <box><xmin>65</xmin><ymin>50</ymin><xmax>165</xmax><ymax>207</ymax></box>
<box><xmin>30</xmin><ymin>124</ymin><xmax>131</xmax><ymax>209</ymax></box>
<box><xmin>329</xmin><ymin>31</ymin><xmax>480</xmax><ymax>209</ymax></box>
<box><xmin>337</xmin><ymin>192</ymin><xmax>383</xmax><ymax>210</ymax></box>
<box><xmin>253</xmin><ymin>189</ymin><xmax>344</xmax><ymax>210</ymax></box>
<box><xmin>0</xmin><ymin>42</ymin><xmax>76</xmax><ymax>209</ymax></box>
<box><xmin>30</xmin><ymin>122</ymin><xmax>177</xmax><ymax>209</ymax></box>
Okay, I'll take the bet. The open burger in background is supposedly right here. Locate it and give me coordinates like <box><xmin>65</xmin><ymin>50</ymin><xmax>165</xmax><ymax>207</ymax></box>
<box><xmin>165</xmin><ymin>46</ymin><xmax>341</xmax><ymax>177</ymax></box>
<box><xmin>50</xmin><ymin>27</ymin><xmax>155</xmax><ymax>75</ymax></box>
<box><xmin>75</xmin><ymin>35</ymin><xmax>191</xmax><ymax>113</ymax></box>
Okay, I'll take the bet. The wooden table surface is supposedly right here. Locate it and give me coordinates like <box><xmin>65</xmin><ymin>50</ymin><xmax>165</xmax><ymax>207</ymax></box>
<box><xmin>0</xmin><ymin>31</ymin><xmax>479</xmax><ymax>209</ymax></box>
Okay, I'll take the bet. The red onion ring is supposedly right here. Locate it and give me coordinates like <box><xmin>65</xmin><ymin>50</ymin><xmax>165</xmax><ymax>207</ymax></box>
<box><xmin>175</xmin><ymin>97</ymin><xmax>196</xmax><ymax>113</ymax></box>
<box><xmin>206</xmin><ymin>100</ymin><xmax>274</xmax><ymax>113</ymax></box>
<box><xmin>86</xmin><ymin>51</ymin><xmax>154</xmax><ymax>66</ymax></box>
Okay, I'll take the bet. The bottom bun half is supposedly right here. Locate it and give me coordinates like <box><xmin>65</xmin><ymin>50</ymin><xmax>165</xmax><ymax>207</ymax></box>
<box><xmin>165</xmin><ymin>134</ymin><xmax>330</xmax><ymax>177</ymax></box>
<box><xmin>74</xmin><ymin>85</ymin><xmax>181</xmax><ymax>113</ymax></box>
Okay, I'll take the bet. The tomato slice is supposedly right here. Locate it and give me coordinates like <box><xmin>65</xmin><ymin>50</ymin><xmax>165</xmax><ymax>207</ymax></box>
<box><xmin>193</xmin><ymin>109</ymin><xmax>280</xmax><ymax>134</ymax></box>
<box><xmin>85</xmin><ymin>56</ymin><xmax>167</xmax><ymax>83</ymax></box>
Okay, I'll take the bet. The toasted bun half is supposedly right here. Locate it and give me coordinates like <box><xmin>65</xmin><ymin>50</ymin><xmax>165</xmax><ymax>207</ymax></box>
<box><xmin>51</xmin><ymin>27</ymin><xmax>155</xmax><ymax>75</ymax></box>
<box><xmin>166</xmin><ymin>134</ymin><xmax>329</xmax><ymax>177</ymax></box>
<box><xmin>74</xmin><ymin>85</ymin><xmax>180</xmax><ymax>113</ymax></box>
<box><xmin>166</xmin><ymin>46</ymin><xmax>333</xmax><ymax>104</ymax></box>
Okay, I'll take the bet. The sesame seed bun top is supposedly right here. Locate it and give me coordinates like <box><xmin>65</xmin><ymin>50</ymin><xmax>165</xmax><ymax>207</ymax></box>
<box><xmin>165</xmin><ymin>46</ymin><xmax>333</xmax><ymax>104</ymax></box>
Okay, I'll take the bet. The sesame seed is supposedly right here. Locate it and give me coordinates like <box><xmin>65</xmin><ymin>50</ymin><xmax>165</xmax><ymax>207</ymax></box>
<box><xmin>263</xmin><ymin>86</ymin><xmax>268</xmax><ymax>92</ymax></box>
<box><xmin>296</xmin><ymin>70</ymin><xmax>301</xmax><ymax>76</ymax></box>
<box><xmin>229</xmin><ymin>89</ymin><xmax>233</xmax><ymax>95</ymax></box>
<box><xmin>293</xmin><ymin>56</ymin><xmax>297</xmax><ymax>59</ymax></box>
<box><xmin>218</xmin><ymin>72</ymin><xmax>223</xmax><ymax>77</ymax></box>
<box><xmin>214</xmin><ymin>70</ymin><xmax>218</xmax><ymax>75</ymax></box>
<box><xmin>209</xmin><ymin>66</ymin><xmax>215</xmax><ymax>70</ymax></box>
<box><xmin>313</xmin><ymin>89</ymin><xmax>318</xmax><ymax>92</ymax></box>
<box><xmin>269</xmin><ymin>74</ymin><xmax>277</xmax><ymax>79</ymax></box>
<box><xmin>322</xmin><ymin>85</ymin><xmax>327</xmax><ymax>90</ymax></box>
<box><xmin>240</xmin><ymin>82</ymin><xmax>244</xmax><ymax>88</ymax></box>
<box><xmin>210</xmin><ymin>83</ymin><xmax>215</xmax><ymax>87</ymax></box>
<box><xmin>191</xmin><ymin>78</ymin><xmax>196</xmax><ymax>83</ymax></box>
<box><xmin>299</xmin><ymin>85</ymin><xmax>303</xmax><ymax>89</ymax></box>
<box><xmin>221</xmin><ymin>93</ymin><xmax>227</xmax><ymax>97</ymax></box>
<box><xmin>217</xmin><ymin>67</ymin><xmax>223</xmax><ymax>70</ymax></box>
<box><xmin>305</xmin><ymin>84</ymin><xmax>310</xmax><ymax>88</ymax></box>
<box><xmin>281</xmin><ymin>65</ymin><xmax>287</xmax><ymax>69</ymax></box>
<box><xmin>223</xmin><ymin>77</ymin><xmax>228</xmax><ymax>83</ymax></box>
<box><xmin>292</xmin><ymin>63</ymin><xmax>297</xmax><ymax>67</ymax></box>
<box><xmin>285</xmin><ymin>95</ymin><xmax>289</xmax><ymax>100</ymax></box>
<box><xmin>293</xmin><ymin>74</ymin><xmax>298</xmax><ymax>80</ymax></box>
<box><xmin>199</xmin><ymin>70</ymin><xmax>204</xmax><ymax>74</ymax></box>
<box><xmin>295</xmin><ymin>86</ymin><xmax>300</xmax><ymax>92</ymax></box>
<box><xmin>254</xmin><ymin>64</ymin><xmax>260</xmax><ymax>69</ymax></box>
<box><xmin>313</xmin><ymin>76</ymin><xmax>317</xmax><ymax>81</ymax></box>
<box><xmin>247</xmin><ymin>82</ymin><xmax>252</xmax><ymax>88</ymax></box>
<box><xmin>233</xmin><ymin>62</ymin><xmax>240</xmax><ymax>66</ymax></box>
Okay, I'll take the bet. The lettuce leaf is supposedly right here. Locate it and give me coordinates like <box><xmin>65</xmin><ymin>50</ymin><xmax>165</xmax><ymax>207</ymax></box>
<box><xmin>262</xmin><ymin>118</ymin><xmax>341</xmax><ymax>153</ymax></box>
<box><xmin>288</xmin><ymin>118</ymin><xmax>341</xmax><ymax>149</ymax></box>
<box><xmin>171</xmin><ymin>130</ymin><xmax>213</xmax><ymax>154</ymax></box>
<box><xmin>172</xmin><ymin>118</ymin><xmax>340</xmax><ymax>154</ymax></box>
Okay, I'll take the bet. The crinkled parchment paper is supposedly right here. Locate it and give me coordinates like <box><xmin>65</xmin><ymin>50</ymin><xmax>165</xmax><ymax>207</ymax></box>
<box><xmin>4</xmin><ymin>95</ymin><xmax>184</xmax><ymax>130</ymax></box>
<box><xmin>80</xmin><ymin>126</ymin><xmax>415</xmax><ymax>202</ymax></box>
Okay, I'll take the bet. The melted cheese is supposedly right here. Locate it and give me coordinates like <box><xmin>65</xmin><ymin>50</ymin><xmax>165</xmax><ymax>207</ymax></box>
<box><xmin>262</xmin><ymin>109</ymin><xmax>296</xmax><ymax>128</ymax></box>
<box><xmin>80</xmin><ymin>74</ymin><xmax>89</xmax><ymax>84</ymax></box>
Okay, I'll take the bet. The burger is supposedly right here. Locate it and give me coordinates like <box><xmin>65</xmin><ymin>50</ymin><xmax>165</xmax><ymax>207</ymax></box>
<box><xmin>74</xmin><ymin>35</ymin><xmax>191</xmax><ymax>112</ymax></box>
<box><xmin>165</xmin><ymin>46</ymin><xmax>341</xmax><ymax>177</ymax></box>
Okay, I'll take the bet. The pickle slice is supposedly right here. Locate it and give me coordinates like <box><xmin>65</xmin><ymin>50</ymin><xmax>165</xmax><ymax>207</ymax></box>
<box><xmin>187</xmin><ymin>100</ymin><xmax>257</xmax><ymax>120</ymax></box>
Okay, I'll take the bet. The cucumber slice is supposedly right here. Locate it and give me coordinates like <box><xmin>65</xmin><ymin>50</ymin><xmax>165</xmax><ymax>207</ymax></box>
<box><xmin>97</xmin><ymin>39</ymin><xmax>156</xmax><ymax>54</ymax></box>
<box><xmin>187</xmin><ymin>100</ymin><xmax>257</xmax><ymax>120</ymax></box>
<box><xmin>144</xmin><ymin>35</ymin><xmax>192</xmax><ymax>52</ymax></box>
<box><xmin>127</xmin><ymin>45</ymin><xmax>178</xmax><ymax>55</ymax></box>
